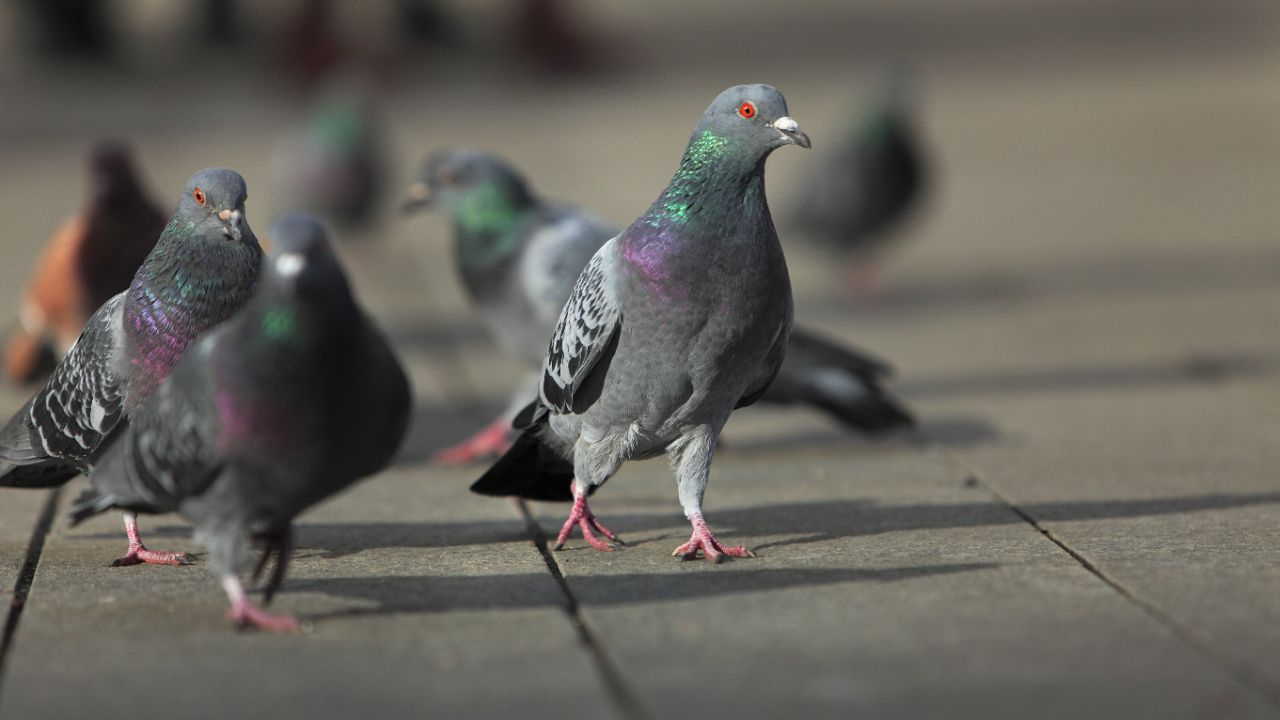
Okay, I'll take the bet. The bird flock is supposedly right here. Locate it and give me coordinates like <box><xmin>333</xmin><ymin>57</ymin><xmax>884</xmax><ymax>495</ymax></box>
<box><xmin>0</xmin><ymin>82</ymin><xmax>927</xmax><ymax>632</ymax></box>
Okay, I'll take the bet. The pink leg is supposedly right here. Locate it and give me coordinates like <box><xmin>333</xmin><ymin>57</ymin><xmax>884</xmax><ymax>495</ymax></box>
<box><xmin>554</xmin><ymin>487</ymin><xmax>623</xmax><ymax>552</ymax></box>
<box><xmin>112</xmin><ymin>512</ymin><xmax>193</xmax><ymax>567</ymax></box>
<box><xmin>672</xmin><ymin>512</ymin><xmax>754</xmax><ymax>563</ymax></box>
<box><xmin>432</xmin><ymin>418</ymin><xmax>514</xmax><ymax>465</ymax></box>
<box><xmin>222</xmin><ymin>575</ymin><xmax>301</xmax><ymax>633</ymax></box>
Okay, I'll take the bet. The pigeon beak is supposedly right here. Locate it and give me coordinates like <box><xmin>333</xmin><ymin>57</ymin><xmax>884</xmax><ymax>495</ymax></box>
<box><xmin>219</xmin><ymin>208</ymin><xmax>244</xmax><ymax>241</ymax></box>
<box><xmin>770</xmin><ymin>116</ymin><xmax>812</xmax><ymax>149</ymax></box>
<box><xmin>400</xmin><ymin>181</ymin><xmax>432</xmax><ymax>214</ymax></box>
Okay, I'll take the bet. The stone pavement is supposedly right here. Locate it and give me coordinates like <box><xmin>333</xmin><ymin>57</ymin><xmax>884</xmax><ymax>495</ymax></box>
<box><xmin>0</xmin><ymin>1</ymin><xmax>1277</xmax><ymax>718</ymax></box>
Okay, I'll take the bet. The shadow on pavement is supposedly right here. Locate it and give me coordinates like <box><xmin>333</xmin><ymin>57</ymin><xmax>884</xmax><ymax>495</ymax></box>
<box><xmin>96</xmin><ymin>491</ymin><xmax>1269</xmax><ymax>559</ymax></box>
<box><xmin>529</xmin><ymin>492</ymin><xmax>1280</xmax><ymax>552</ymax></box>
<box><xmin>288</xmin><ymin>563</ymin><xmax>995</xmax><ymax>618</ymax></box>
<box><xmin>898</xmin><ymin>352</ymin><xmax>1278</xmax><ymax>400</ymax></box>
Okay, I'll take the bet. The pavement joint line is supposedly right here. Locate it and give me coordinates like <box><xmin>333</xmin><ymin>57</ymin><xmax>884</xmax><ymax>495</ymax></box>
<box><xmin>935</xmin><ymin>444</ymin><xmax>1280</xmax><ymax>710</ymax></box>
<box><xmin>515</xmin><ymin>499</ymin><xmax>651</xmax><ymax>720</ymax></box>
<box><xmin>0</xmin><ymin>487</ymin><xmax>60</xmax><ymax>699</ymax></box>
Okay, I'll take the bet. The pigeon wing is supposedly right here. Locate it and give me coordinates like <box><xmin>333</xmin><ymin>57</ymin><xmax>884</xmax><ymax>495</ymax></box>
<box><xmin>540</xmin><ymin>239</ymin><xmax>621</xmax><ymax>414</ymax></box>
<box><xmin>1</xmin><ymin>293</ymin><xmax>128</xmax><ymax>469</ymax></box>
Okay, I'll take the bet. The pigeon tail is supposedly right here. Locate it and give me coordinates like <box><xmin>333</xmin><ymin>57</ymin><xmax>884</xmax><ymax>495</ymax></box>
<box><xmin>760</xmin><ymin>328</ymin><xmax>915</xmax><ymax>434</ymax></box>
<box><xmin>471</xmin><ymin>411</ymin><xmax>579</xmax><ymax>502</ymax></box>
<box><xmin>68</xmin><ymin>486</ymin><xmax>114</xmax><ymax>526</ymax></box>
<box><xmin>788</xmin><ymin>379</ymin><xmax>915</xmax><ymax>433</ymax></box>
<box><xmin>0</xmin><ymin>406</ymin><xmax>83</xmax><ymax>488</ymax></box>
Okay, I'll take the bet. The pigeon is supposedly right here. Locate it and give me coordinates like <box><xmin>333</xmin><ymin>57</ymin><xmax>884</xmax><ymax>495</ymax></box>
<box><xmin>402</xmin><ymin>148</ymin><xmax>615</xmax><ymax>462</ymax></box>
<box><xmin>273</xmin><ymin>77</ymin><xmax>387</xmax><ymax>229</ymax></box>
<box><xmin>473</xmin><ymin>84</ymin><xmax>809</xmax><ymax>561</ymax></box>
<box><xmin>5</xmin><ymin>142</ymin><xmax>167</xmax><ymax>385</ymax></box>
<box><xmin>71</xmin><ymin>214</ymin><xmax>411</xmax><ymax>632</ymax></box>
<box><xmin>0</xmin><ymin>167</ymin><xmax>263</xmax><ymax>568</ymax></box>
<box><xmin>790</xmin><ymin>69</ymin><xmax>928</xmax><ymax>299</ymax></box>
<box><xmin>403</xmin><ymin>148</ymin><xmax>912</xmax><ymax>462</ymax></box>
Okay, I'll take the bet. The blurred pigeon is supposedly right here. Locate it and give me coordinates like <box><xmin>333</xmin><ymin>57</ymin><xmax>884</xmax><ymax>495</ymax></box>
<box><xmin>5</xmin><ymin>142</ymin><xmax>166</xmax><ymax>385</ymax></box>
<box><xmin>791</xmin><ymin>70</ymin><xmax>928</xmax><ymax>299</ymax></box>
<box><xmin>473</xmin><ymin>84</ymin><xmax>809</xmax><ymax>561</ymax></box>
<box><xmin>21</xmin><ymin>0</ymin><xmax>111</xmax><ymax>59</ymax></box>
<box><xmin>0</xmin><ymin>168</ymin><xmax>263</xmax><ymax>568</ymax></box>
<box><xmin>274</xmin><ymin>78</ymin><xmax>387</xmax><ymax>229</ymax></box>
<box><xmin>402</xmin><ymin>149</ymin><xmax>614</xmax><ymax>462</ymax></box>
<box><xmin>404</xmin><ymin>149</ymin><xmax>912</xmax><ymax>462</ymax></box>
<box><xmin>71</xmin><ymin>214</ymin><xmax>411</xmax><ymax>632</ymax></box>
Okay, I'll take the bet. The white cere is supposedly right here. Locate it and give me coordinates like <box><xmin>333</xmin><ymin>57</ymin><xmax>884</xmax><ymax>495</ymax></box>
<box><xmin>275</xmin><ymin>252</ymin><xmax>307</xmax><ymax>277</ymax></box>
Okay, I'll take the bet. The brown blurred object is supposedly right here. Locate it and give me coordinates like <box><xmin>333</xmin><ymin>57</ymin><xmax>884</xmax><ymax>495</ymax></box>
<box><xmin>4</xmin><ymin>143</ymin><xmax>166</xmax><ymax>385</ymax></box>
<box><xmin>508</xmin><ymin>0</ymin><xmax>595</xmax><ymax>75</ymax></box>
<box><xmin>273</xmin><ymin>0</ymin><xmax>347</xmax><ymax>89</ymax></box>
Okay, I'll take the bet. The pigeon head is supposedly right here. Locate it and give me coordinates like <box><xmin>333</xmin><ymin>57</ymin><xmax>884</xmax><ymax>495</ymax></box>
<box><xmin>176</xmin><ymin>168</ymin><xmax>253</xmax><ymax>245</ymax></box>
<box><xmin>693</xmin><ymin>84</ymin><xmax>811</xmax><ymax>158</ymax></box>
<box><xmin>401</xmin><ymin>148</ymin><xmax>535</xmax><ymax>226</ymax></box>
<box><xmin>88</xmin><ymin>141</ymin><xmax>148</xmax><ymax>207</ymax></box>
<box><xmin>265</xmin><ymin>212</ymin><xmax>351</xmax><ymax>301</ymax></box>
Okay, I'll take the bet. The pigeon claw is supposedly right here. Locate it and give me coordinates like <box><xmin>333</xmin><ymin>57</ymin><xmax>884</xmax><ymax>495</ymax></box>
<box><xmin>673</xmin><ymin>513</ymin><xmax>754</xmax><ymax>563</ymax></box>
<box><xmin>227</xmin><ymin>601</ymin><xmax>302</xmax><ymax>634</ymax></box>
<box><xmin>554</xmin><ymin>494</ymin><xmax>623</xmax><ymax>552</ymax></box>
<box><xmin>112</xmin><ymin>546</ymin><xmax>194</xmax><ymax>567</ymax></box>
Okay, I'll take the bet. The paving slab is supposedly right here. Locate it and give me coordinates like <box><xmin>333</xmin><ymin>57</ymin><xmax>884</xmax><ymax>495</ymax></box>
<box><xmin>0</xmin><ymin>465</ymin><xmax>620</xmax><ymax>720</ymax></box>
<box><xmin>526</xmin><ymin>442</ymin><xmax>1275</xmax><ymax>719</ymax></box>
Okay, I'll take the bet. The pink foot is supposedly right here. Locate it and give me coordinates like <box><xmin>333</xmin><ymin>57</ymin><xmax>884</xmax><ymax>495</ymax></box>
<box><xmin>554</xmin><ymin>491</ymin><xmax>623</xmax><ymax>552</ymax></box>
<box><xmin>433</xmin><ymin>419</ymin><xmax>514</xmax><ymax>465</ymax></box>
<box><xmin>113</xmin><ymin>512</ymin><xmax>192</xmax><ymax>566</ymax></box>
<box><xmin>113</xmin><ymin>546</ymin><xmax>193</xmax><ymax>567</ymax></box>
<box><xmin>227</xmin><ymin>599</ymin><xmax>302</xmax><ymax>633</ymax></box>
<box><xmin>672</xmin><ymin>512</ymin><xmax>754</xmax><ymax>563</ymax></box>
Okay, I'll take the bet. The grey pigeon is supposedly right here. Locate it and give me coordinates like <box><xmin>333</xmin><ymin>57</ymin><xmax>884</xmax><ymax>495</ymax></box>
<box><xmin>402</xmin><ymin>148</ymin><xmax>615</xmax><ymax>462</ymax></box>
<box><xmin>473</xmin><ymin>84</ymin><xmax>809</xmax><ymax>561</ymax></box>
<box><xmin>790</xmin><ymin>69</ymin><xmax>928</xmax><ymax>298</ymax></box>
<box><xmin>71</xmin><ymin>214</ymin><xmax>411</xmax><ymax>632</ymax></box>
<box><xmin>0</xmin><ymin>168</ymin><xmax>263</xmax><ymax>567</ymax></box>
<box><xmin>404</xmin><ymin>148</ymin><xmax>912</xmax><ymax>462</ymax></box>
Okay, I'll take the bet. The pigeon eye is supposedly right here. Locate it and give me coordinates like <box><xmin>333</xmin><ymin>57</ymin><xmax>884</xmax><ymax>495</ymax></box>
<box><xmin>737</xmin><ymin>101</ymin><xmax>757</xmax><ymax>119</ymax></box>
<box><xmin>193</xmin><ymin>187</ymin><xmax>206</xmax><ymax>206</ymax></box>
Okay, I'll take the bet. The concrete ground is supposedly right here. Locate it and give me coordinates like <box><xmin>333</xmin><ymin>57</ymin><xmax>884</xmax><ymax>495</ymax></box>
<box><xmin>0</xmin><ymin>1</ymin><xmax>1277</xmax><ymax>718</ymax></box>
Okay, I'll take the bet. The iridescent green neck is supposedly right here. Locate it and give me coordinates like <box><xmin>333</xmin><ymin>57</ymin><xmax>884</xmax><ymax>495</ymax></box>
<box><xmin>857</xmin><ymin>110</ymin><xmax>897</xmax><ymax>147</ymax></box>
<box><xmin>641</xmin><ymin>130</ymin><xmax>737</xmax><ymax>228</ymax></box>
<box><xmin>455</xmin><ymin>181</ymin><xmax>527</xmax><ymax>237</ymax></box>
<box><xmin>454</xmin><ymin>181</ymin><xmax>529</xmax><ymax>268</ymax></box>
<box><xmin>260</xmin><ymin>306</ymin><xmax>299</xmax><ymax>342</ymax></box>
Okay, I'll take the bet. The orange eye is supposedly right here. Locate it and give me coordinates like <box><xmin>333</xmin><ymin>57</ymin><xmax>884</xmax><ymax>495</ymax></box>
<box><xmin>193</xmin><ymin>187</ymin><xmax>206</xmax><ymax>206</ymax></box>
<box><xmin>738</xmin><ymin>101</ymin><xmax>757</xmax><ymax>119</ymax></box>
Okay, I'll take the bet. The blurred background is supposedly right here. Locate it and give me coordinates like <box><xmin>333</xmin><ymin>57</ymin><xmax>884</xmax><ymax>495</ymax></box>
<box><xmin>1</xmin><ymin>2</ymin><xmax>1279</xmax><ymax>715</ymax></box>
<box><xmin>0</xmin><ymin>0</ymin><xmax>1275</xmax><ymax>449</ymax></box>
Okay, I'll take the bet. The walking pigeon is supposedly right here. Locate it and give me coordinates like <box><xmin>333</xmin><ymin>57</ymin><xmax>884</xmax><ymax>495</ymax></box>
<box><xmin>472</xmin><ymin>84</ymin><xmax>809</xmax><ymax>561</ymax></box>
<box><xmin>71</xmin><ymin>214</ymin><xmax>411</xmax><ymax>632</ymax></box>
<box><xmin>0</xmin><ymin>167</ymin><xmax>263</xmax><ymax>567</ymax></box>
<box><xmin>404</xmin><ymin>148</ymin><xmax>912</xmax><ymax>463</ymax></box>
<box><xmin>790</xmin><ymin>69</ymin><xmax>928</xmax><ymax>299</ymax></box>
<box><xmin>5</xmin><ymin>142</ymin><xmax>166</xmax><ymax>384</ymax></box>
